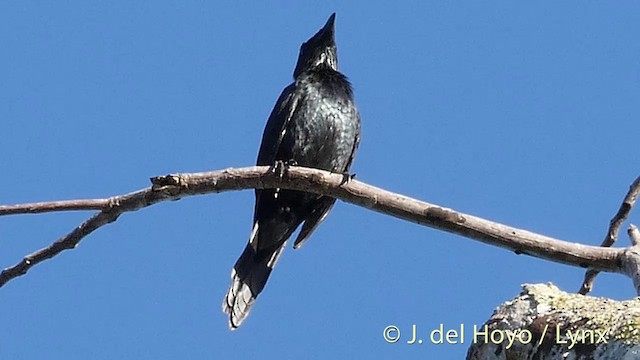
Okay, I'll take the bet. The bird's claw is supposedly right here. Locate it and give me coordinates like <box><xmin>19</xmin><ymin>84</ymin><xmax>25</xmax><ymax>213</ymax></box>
<box><xmin>269</xmin><ymin>160</ymin><xmax>287</xmax><ymax>180</ymax></box>
<box><xmin>340</xmin><ymin>172</ymin><xmax>356</xmax><ymax>185</ymax></box>
<box><xmin>269</xmin><ymin>160</ymin><xmax>298</xmax><ymax>181</ymax></box>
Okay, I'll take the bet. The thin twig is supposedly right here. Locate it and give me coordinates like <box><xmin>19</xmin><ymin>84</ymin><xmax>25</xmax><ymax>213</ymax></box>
<box><xmin>0</xmin><ymin>166</ymin><xmax>629</xmax><ymax>289</ymax></box>
<box><xmin>0</xmin><ymin>199</ymin><xmax>111</xmax><ymax>215</ymax></box>
<box><xmin>579</xmin><ymin>176</ymin><xmax>640</xmax><ymax>295</ymax></box>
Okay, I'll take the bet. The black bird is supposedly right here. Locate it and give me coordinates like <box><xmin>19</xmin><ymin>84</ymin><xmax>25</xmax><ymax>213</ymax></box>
<box><xmin>222</xmin><ymin>13</ymin><xmax>361</xmax><ymax>329</ymax></box>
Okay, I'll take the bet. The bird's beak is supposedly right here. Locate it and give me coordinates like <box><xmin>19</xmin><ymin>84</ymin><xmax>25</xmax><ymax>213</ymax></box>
<box><xmin>318</xmin><ymin>13</ymin><xmax>336</xmax><ymax>43</ymax></box>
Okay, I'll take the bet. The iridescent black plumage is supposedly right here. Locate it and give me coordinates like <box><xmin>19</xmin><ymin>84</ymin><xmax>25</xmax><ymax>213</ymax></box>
<box><xmin>223</xmin><ymin>13</ymin><xmax>361</xmax><ymax>328</ymax></box>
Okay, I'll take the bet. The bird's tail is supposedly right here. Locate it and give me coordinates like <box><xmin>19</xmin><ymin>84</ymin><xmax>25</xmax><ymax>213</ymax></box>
<box><xmin>222</xmin><ymin>222</ymin><xmax>287</xmax><ymax>329</ymax></box>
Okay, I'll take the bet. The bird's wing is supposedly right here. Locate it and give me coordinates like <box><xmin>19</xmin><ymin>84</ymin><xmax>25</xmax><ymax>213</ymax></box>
<box><xmin>256</xmin><ymin>83</ymin><xmax>299</xmax><ymax>166</ymax></box>
<box><xmin>293</xmin><ymin>110</ymin><xmax>360</xmax><ymax>250</ymax></box>
<box><xmin>344</xmin><ymin>111</ymin><xmax>362</xmax><ymax>170</ymax></box>
<box><xmin>293</xmin><ymin>196</ymin><xmax>336</xmax><ymax>249</ymax></box>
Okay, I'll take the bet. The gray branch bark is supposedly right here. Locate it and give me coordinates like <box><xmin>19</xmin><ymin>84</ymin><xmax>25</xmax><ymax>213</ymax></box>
<box><xmin>0</xmin><ymin>166</ymin><xmax>637</xmax><ymax>292</ymax></box>
<box><xmin>466</xmin><ymin>283</ymin><xmax>640</xmax><ymax>360</ymax></box>
<box><xmin>579</xmin><ymin>176</ymin><xmax>640</xmax><ymax>295</ymax></box>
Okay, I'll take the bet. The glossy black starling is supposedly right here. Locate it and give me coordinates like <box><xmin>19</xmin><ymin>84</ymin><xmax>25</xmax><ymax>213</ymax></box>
<box><xmin>222</xmin><ymin>13</ymin><xmax>361</xmax><ymax>329</ymax></box>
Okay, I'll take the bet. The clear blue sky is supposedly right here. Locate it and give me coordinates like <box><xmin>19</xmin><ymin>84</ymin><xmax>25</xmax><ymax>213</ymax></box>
<box><xmin>2</xmin><ymin>2</ymin><xmax>639</xmax><ymax>359</ymax></box>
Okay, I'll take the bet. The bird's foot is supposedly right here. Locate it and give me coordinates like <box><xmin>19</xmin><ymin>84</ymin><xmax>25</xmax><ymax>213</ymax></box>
<box><xmin>339</xmin><ymin>171</ymin><xmax>356</xmax><ymax>185</ymax></box>
<box><xmin>269</xmin><ymin>160</ymin><xmax>298</xmax><ymax>180</ymax></box>
<box><xmin>269</xmin><ymin>160</ymin><xmax>287</xmax><ymax>180</ymax></box>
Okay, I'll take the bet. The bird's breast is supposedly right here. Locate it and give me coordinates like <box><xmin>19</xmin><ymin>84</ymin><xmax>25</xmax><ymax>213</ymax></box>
<box><xmin>283</xmin><ymin>79</ymin><xmax>359</xmax><ymax>172</ymax></box>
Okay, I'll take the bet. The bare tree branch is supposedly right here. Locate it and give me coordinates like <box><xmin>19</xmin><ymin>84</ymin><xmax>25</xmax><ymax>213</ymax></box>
<box><xmin>579</xmin><ymin>176</ymin><xmax>640</xmax><ymax>295</ymax></box>
<box><xmin>467</xmin><ymin>283</ymin><xmax>640</xmax><ymax>360</ymax></box>
<box><xmin>0</xmin><ymin>166</ymin><xmax>634</xmax><ymax>291</ymax></box>
<box><xmin>0</xmin><ymin>199</ymin><xmax>110</xmax><ymax>215</ymax></box>
<box><xmin>629</xmin><ymin>224</ymin><xmax>640</xmax><ymax>246</ymax></box>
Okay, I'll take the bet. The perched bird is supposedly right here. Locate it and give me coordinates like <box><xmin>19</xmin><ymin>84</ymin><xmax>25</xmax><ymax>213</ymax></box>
<box><xmin>222</xmin><ymin>13</ymin><xmax>361</xmax><ymax>329</ymax></box>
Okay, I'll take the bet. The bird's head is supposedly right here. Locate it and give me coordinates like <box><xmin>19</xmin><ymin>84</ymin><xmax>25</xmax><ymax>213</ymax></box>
<box><xmin>293</xmin><ymin>13</ymin><xmax>338</xmax><ymax>78</ymax></box>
